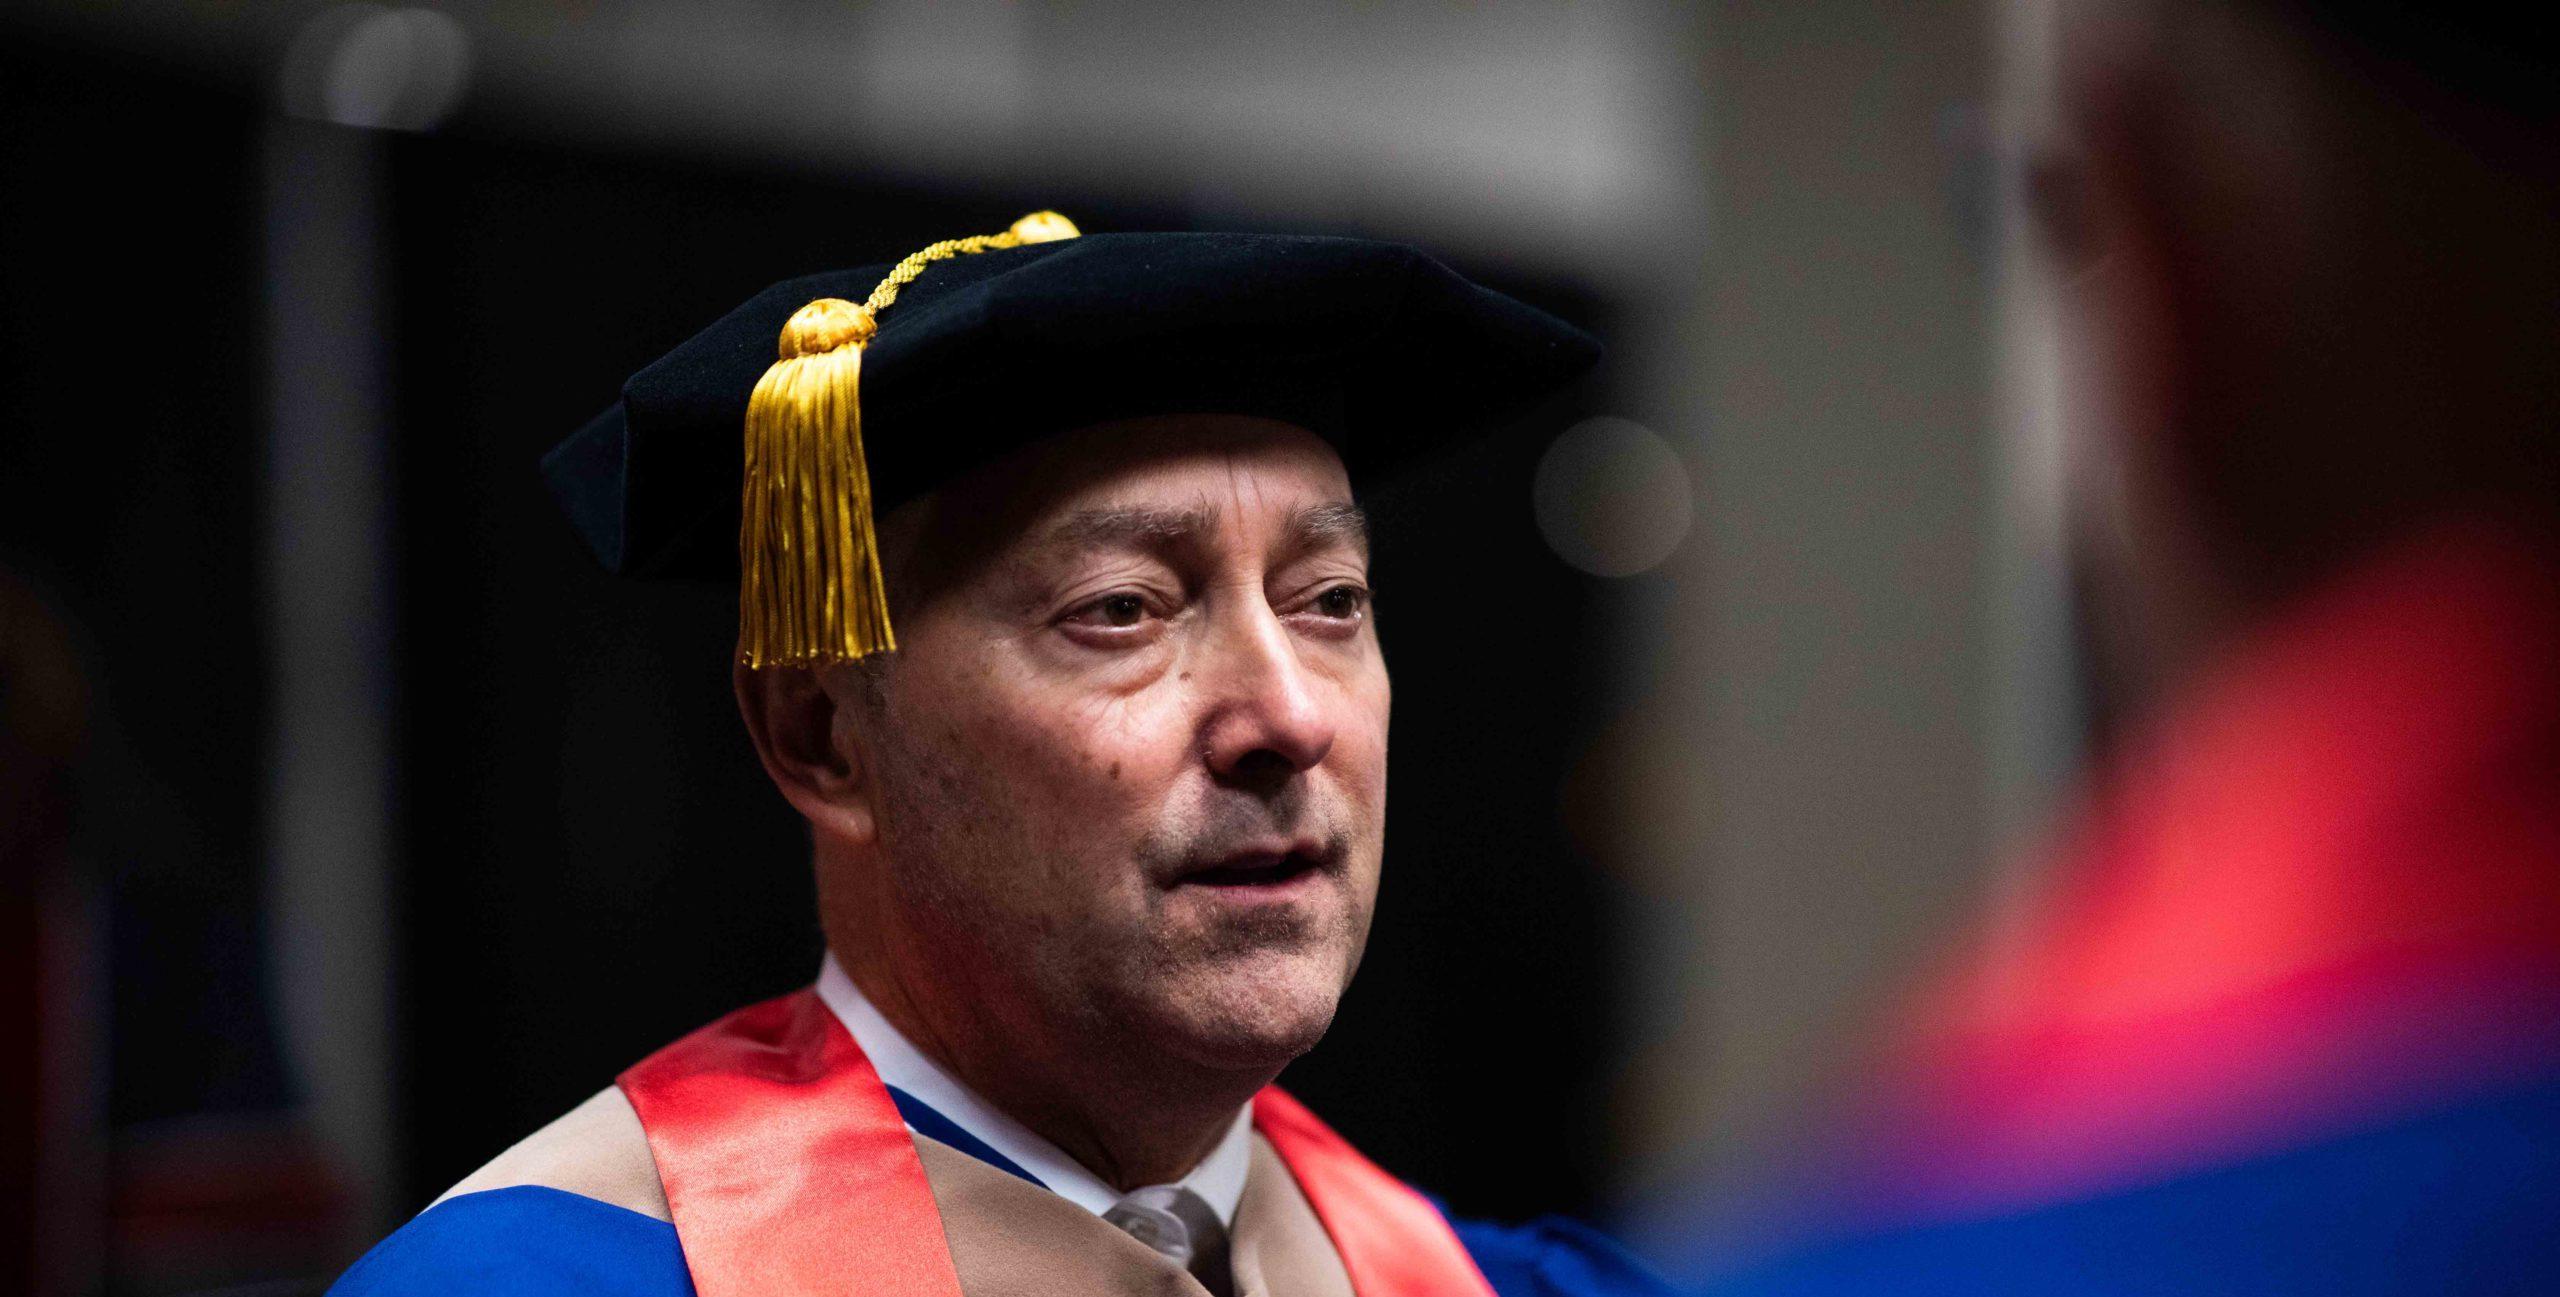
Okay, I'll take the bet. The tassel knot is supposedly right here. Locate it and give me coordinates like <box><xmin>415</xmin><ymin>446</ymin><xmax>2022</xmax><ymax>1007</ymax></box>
<box><xmin>779</xmin><ymin>299</ymin><xmax>877</xmax><ymax>358</ymax></box>
<box><xmin>737</xmin><ymin>212</ymin><xmax>1079</xmax><ymax>668</ymax></box>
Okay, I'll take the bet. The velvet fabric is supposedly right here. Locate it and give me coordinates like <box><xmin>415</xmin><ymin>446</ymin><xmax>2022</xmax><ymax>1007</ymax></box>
<box><xmin>542</xmin><ymin>232</ymin><xmax>1600</xmax><ymax>580</ymax></box>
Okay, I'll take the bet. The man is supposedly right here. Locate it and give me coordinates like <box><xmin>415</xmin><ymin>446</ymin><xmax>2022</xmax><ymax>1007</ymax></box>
<box><xmin>1654</xmin><ymin>4</ymin><xmax>2560</xmax><ymax>1293</ymax></box>
<box><xmin>333</xmin><ymin>216</ymin><xmax>1666</xmax><ymax>1296</ymax></box>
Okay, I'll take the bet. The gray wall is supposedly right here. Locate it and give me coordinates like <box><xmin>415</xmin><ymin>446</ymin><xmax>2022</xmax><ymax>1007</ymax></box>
<box><xmin>1617</xmin><ymin>0</ymin><xmax>2014</xmax><ymax>1187</ymax></box>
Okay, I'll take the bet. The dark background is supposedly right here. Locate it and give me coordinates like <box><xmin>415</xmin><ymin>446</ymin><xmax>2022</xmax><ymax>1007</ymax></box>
<box><xmin>5</xmin><ymin>28</ymin><xmax>1640</xmax><ymax>1291</ymax></box>
<box><xmin>7</xmin><ymin>4</ymin><xmax>2020</xmax><ymax>1292</ymax></box>
<box><xmin>385</xmin><ymin>122</ymin><xmax>1629</xmax><ymax>1213</ymax></box>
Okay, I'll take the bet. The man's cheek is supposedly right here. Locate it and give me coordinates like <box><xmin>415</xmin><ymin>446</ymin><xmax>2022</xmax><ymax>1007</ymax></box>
<box><xmin>1064</xmin><ymin>687</ymin><xmax>1172</xmax><ymax>755</ymax></box>
<box><xmin>1333</xmin><ymin>729</ymin><xmax>1390</xmax><ymax>803</ymax></box>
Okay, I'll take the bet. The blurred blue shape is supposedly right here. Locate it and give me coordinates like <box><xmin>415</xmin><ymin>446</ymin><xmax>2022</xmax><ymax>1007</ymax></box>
<box><xmin>1676</xmin><ymin>1074</ymin><xmax>2560</xmax><ymax>1297</ymax></box>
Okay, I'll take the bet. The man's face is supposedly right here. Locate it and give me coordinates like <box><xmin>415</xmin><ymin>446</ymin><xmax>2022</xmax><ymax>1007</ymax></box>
<box><xmin>848</xmin><ymin>415</ymin><xmax>1389</xmax><ymax>1076</ymax></box>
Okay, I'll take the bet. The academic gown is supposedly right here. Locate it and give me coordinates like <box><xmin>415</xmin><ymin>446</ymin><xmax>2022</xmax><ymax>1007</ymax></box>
<box><xmin>1650</xmin><ymin>519</ymin><xmax>2560</xmax><ymax>1296</ymax></box>
<box><xmin>332</xmin><ymin>989</ymin><xmax>1666</xmax><ymax>1297</ymax></box>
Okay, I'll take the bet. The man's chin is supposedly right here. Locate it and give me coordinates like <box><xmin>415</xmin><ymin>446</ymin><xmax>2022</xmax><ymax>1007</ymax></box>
<box><xmin>1144</xmin><ymin>952</ymin><xmax>1349</xmax><ymax>1074</ymax></box>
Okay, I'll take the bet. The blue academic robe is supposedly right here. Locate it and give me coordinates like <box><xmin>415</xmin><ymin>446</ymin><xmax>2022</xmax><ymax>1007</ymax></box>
<box><xmin>333</xmin><ymin>1092</ymin><xmax>1668</xmax><ymax>1297</ymax></box>
<box><xmin>333</xmin><ymin>1184</ymin><xmax>1667</xmax><ymax>1297</ymax></box>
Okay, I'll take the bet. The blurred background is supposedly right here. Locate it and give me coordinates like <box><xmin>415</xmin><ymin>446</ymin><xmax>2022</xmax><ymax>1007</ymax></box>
<box><xmin>1</xmin><ymin>2</ymin><xmax>2066</xmax><ymax>1292</ymax></box>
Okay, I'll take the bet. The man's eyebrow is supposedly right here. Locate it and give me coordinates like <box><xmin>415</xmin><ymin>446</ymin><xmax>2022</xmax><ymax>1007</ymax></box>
<box><xmin>1035</xmin><ymin>500</ymin><xmax>1368</xmax><ymax>557</ymax></box>
<box><xmin>1290</xmin><ymin>501</ymin><xmax>1370</xmax><ymax>556</ymax></box>
<box><xmin>1042</xmin><ymin>505</ymin><xmax>1218</xmax><ymax>552</ymax></box>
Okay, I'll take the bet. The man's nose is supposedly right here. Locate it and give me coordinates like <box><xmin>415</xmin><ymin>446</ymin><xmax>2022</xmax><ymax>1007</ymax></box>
<box><xmin>1196</xmin><ymin>601</ymin><xmax>1337</xmax><ymax>783</ymax></box>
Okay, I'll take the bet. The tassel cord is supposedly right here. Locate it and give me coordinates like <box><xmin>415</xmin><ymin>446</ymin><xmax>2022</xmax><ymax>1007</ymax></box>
<box><xmin>737</xmin><ymin>211</ymin><xmax>1078</xmax><ymax>667</ymax></box>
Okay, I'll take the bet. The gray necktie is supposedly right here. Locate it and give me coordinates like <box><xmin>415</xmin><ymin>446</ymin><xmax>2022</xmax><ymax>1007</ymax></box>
<box><xmin>1104</xmin><ymin>1185</ymin><xmax>1234</xmax><ymax>1297</ymax></box>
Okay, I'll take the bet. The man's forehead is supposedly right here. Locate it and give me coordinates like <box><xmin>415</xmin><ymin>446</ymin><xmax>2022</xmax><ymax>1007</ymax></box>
<box><xmin>976</xmin><ymin>415</ymin><xmax>1361</xmax><ymax>549</ymax></box>
<box><xmin>1034</xmin><ymin>497</ymin><xmax>1370</xmax><ymax>556</ymax></box>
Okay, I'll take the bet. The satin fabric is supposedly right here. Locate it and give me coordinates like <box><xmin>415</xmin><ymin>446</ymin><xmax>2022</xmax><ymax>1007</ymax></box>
<box><xmin>1254</xmin><ymin>1089</ymin><xmax>1497</xmax><ymax>1297</ymax></box>
<box><xmin>618</xmin><ymin>990</ymin><xmax>964</xmax><ymax>1297</ymax></box>
<box><xmin>619</xmin><ymin>988</ymin><xmax>1498</xmax><ymax>1297</ymax></box>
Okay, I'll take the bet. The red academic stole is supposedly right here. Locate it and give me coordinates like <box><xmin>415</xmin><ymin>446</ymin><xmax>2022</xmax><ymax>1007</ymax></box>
<box><xmin>620</xmin><ymin>989</ymin><xmax>1496</xmax><ymax>1297</ymax></box>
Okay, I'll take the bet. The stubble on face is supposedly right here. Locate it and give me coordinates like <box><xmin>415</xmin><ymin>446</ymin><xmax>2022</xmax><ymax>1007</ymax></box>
<box><xmin>862</xmin><ymin>706</ymin><xmax>1371</xmax><ymax>1069</ymax></box>
<box><xmin>834</xmin><ymin>418</ymin><xmax>1387</xmax><ymax>1087</ymax></box>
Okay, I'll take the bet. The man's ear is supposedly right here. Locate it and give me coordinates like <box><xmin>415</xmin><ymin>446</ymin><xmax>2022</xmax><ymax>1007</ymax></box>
<box><xmin>734</xmin><ymin>662</ymin><xmax>876</xmax><ymax>845</ymax></box>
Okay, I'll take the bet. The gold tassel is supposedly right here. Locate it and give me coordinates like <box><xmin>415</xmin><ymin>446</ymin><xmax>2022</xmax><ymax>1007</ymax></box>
<box><xmin>738</xmin><ymin>211</ymin><xmax>1080</xmax><ymax>668</ymax></box>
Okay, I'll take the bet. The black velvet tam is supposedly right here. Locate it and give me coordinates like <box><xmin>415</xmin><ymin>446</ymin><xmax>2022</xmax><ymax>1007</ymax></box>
<box><xmin>542</xmin><ymin>231</ymin><xmax>1600</xmax><ymax>579</ymax></box>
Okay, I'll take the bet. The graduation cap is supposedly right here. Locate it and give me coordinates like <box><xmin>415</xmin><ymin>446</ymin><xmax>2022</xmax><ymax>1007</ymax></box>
<box><xmin>543</xmin><ymin>212</ymin><xmax>1599</xmax><ymax>669</ymax></box>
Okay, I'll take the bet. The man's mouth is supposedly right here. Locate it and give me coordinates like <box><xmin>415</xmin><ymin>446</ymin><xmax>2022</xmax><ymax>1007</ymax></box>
<box><xmin>1181</xmin><ymin>852</ymin><xmax>1321</xmax><ymax>888</ymax></box>
<box><xmin>1169</xmin><ymin>840</ymin><xmax>1335</xmax><ymax>890</ymax></box>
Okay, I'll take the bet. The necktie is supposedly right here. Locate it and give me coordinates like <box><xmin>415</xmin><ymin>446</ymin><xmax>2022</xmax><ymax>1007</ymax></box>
<box><xmin>1104</xmin><ymin>1185</ymin><xmax>1234</xmax><ymax>1297</ymax></box>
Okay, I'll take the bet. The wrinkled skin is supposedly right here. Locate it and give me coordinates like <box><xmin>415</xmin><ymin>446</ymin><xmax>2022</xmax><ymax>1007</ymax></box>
<box><xmin>739</xmin><ymin>414</ymin><xmax>1390</xmax><ymax>1187</ymax></box>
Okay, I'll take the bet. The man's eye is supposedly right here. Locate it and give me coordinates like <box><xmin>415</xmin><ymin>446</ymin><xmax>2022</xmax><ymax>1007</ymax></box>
<box><xmin>1311</xmin><ymin>586</ymin><xmax>1367</xmax><ymax>619</ymax></box>
<box><xmin>1066</xmin><ymin>592</ymin><xmax>1155</xmax><ymax>629</ymax></box>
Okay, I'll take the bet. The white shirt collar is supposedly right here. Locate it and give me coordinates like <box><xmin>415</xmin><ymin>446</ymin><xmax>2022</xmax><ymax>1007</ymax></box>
<box><xmin>813</xmin><ymin>953</ymin><xmax>1255</xmax><ymax>1226</ymax></box>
